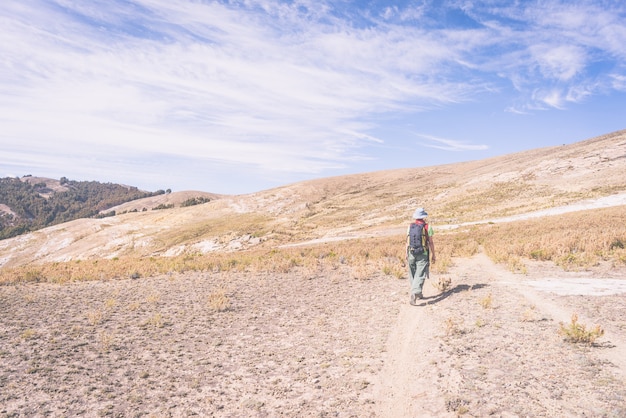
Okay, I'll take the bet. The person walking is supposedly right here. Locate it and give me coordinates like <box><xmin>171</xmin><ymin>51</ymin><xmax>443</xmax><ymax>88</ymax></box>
<box><xmin>407</xmin><ymin>207</ymin><xmax>436</xmax><ymax>305</ymax></box>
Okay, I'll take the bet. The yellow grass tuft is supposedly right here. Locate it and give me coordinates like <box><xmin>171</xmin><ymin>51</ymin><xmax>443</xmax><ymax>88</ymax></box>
<box><xmin>208</xmin><ymin>289</ymin><xmax>231</xmax><ymax>312</ymax></box>
<box><xmin>20</xmin><ymin>329</ymin><xmax>37</xmax><ymax>340</ymax></box>
<box><xmin>479</xmin><ymin>293</ymin><xmax>493</xmax><ymax>309</ymax></box>
<box><xmin>87</xmin><ymin>310</ymin><xmax>103</xmax><ymax>326</ymax></box>
<box><xmin>146</xmin><ymin>313</ymin><xmax>164</xmax><ymax>328</ymax></box>
<box><xmin>521</xmin><ymin>305</ymin><xmax>538</xmax><ymax>322</ymax></box>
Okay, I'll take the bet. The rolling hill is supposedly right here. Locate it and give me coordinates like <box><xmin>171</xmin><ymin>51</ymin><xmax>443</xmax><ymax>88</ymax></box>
<box><xmin>0</xmin><ymin>129</ymin><xmax>624</xmax><ymax>269</ymax></box>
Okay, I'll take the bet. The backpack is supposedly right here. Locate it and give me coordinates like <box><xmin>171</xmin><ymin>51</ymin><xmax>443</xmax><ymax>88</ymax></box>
<box><xmin>408</xmin><ymin>222</ymin><xmax>428</xmax><ymax>255</ymax></box>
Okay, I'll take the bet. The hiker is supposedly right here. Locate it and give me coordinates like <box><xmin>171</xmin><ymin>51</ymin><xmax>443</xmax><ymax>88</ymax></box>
<box><xmin>406</xmin><ymin>207</ymin><xmax>436</xmax><ymax>305</ymax></box>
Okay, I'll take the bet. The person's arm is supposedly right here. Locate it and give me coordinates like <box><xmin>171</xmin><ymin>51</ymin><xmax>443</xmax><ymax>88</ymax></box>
<box><xmin>428</xmin><ymin>235</ymin><xmax>436</xmax><ymax>263</ymax></box>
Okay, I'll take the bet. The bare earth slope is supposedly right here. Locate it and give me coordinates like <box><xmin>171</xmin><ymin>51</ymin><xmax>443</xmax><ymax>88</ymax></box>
<box><xmin>1</xmin><ymin>129</ymin><xmax>625</xmax><ymax>268</ymax></box>
<box><xmin>1</xmin><ymin>250</ymin><xmax>624</xmax><ymax>416</ymax></box>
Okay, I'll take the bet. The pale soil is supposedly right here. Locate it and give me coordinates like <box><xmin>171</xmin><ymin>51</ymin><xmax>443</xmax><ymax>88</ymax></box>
<box><xmin>1</xmin><ymin>252</ymin><xmax>625</xmax><ymax>417</ymax></box>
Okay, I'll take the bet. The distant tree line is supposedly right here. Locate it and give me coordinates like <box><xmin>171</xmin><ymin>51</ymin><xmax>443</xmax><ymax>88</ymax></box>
<box><xmin>180</xmin><ymin>196</ymin><xmax>212</xmax><ymax>207</ymax></box>
<box><xmin>0</xmin><ymin>177</ymin><xmax>165</xmax><ymax>240</ymax></box>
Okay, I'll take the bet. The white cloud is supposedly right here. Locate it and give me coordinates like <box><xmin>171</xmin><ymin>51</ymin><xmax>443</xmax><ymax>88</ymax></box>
<box><xmin>0</xmin><ymin>0</ymin><xmax>625</xmax><ymax>191</ymax></box>
<box><xmin>415</xmin><ymin>134</ymin><xmax>488</xmax><ymax>152</ymax></box>
<box><xmin>0</xmin><ymin>1</ymin><xmax>484</xmax><ymax>175</ymax></box>
<box><xmin>529</xmin><ymin>44</ymin><xmax>585</xmax><ymax>81</ymax></box>
<box><xmin>534</xmin><ymin>88</ymin><xmax>566</xmax><ymax>109</ymax></box>
<box><xmin>611</xmin><ymin>74</ymin><xmax>626</xmax><ymax>91</ymax></box>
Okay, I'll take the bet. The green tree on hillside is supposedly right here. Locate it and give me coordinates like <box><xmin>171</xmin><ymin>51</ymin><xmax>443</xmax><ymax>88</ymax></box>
<box><xmin>0</xmin><ymin>177</ymin><xmax>165</xmax><ymax>240</ymax></box>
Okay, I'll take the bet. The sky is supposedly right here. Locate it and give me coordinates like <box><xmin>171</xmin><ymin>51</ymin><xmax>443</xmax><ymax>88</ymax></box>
<box><xmin>1</xmin><ymin>0</ymin><xmax>625</xmax><ymax>195</ymax></box>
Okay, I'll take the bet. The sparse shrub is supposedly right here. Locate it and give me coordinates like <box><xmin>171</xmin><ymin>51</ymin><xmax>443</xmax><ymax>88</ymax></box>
<box><xmin>20</xmin><ymin>329</ymin><xmax>37</xmax><ymax>340</ymax></box>
<box><xmin>104</xmin><ymin>298</ymin><xmax>116</xmax><ymax>310</ymax></box>
<box><xmin>99</xmin><ymin>331</ymin><xmax>114</xmax><ymax>351</ymax></box>
<box><xmin>208</xmin><ymin>289</ymin><xmax>230</xmax><ymax>312</ymax></box>
<box><xmin>521</xmin><ymin>305</ymin><xmax>537</xmax><ymax>322</ymax></box>
<box><xmin>147</xmin><ymin>313</ymin><xmax>164</xmax><ymax>328</ymax></box>
<box><xmin>444</xmin><ymin>316</ymin><xmax>463</xmax><ymax>336</ymax></box>
<box><xmin>555</xmin><ymin>252</ymin><xmax>598</xmax><ymax>271</ymax></box>
<box><xmin>479</xmin><ymin>293</ymin><xmax>493</xmax><ymax>309</ymax></box>
<box><xmin>180</xmin><ymin>196</ymin><xmax>212</xmax><ymax>207</ymax></box>
<box><xmin>352</xmin><ymin>264</ymin><xmax>373</xmax><ymax>280</ymax></box>
<box><xmin>23</xmin><ymin>293</ymin><xmax>37</xmax><ymax>303</ymax></box>
<box><xmin>507</xmin><ymin>256</ymin><xmax>527</xmax><ymax>274</ymax></box>
<box><xmin>1</xmin><ymin>205</ymin><xmax>623</xmax><ymax>286</ymax></box>
<box><xmin>446</xmin><ymin>397</ymin><xmax>470</xmax><ymax>414</ymax></box>
<box><xmin>146</xmin><ymin>292</ymin><xmax>161</xmax><ymax>304</ymax></box>
<box><xmin>87</xmin><ymin>310</ymin><xmax>103</xmax><ymax>326</ymax></box>
<box><xmin>380</xmin><ymin>260</ymin><xmax>405</xmax><ymax>279</ymax></box>
<box><xmin>559</xmin><ymin>313</ymin><xmax>604</xmax><ymax>344</ymax></box>
<box><xmin>21</xmin><ymin>269</ymin><xmax>43</xmax><ymax>283</ymax></box>
<box><xmin>152</xmin><ymin>203</ymin><xmax>174</xmax><ymax>210</ymax></box>
<box><xmin>530</xmin><ymin>248</ymin><xmax>550</xmax><ymax>261</ymax></box>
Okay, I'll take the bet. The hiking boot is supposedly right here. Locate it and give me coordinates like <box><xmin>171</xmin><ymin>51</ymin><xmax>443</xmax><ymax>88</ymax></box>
<box><xmin>409</xmin><ymin>294</ymin><xmax>417</xmax><ymax>305</ymax></box>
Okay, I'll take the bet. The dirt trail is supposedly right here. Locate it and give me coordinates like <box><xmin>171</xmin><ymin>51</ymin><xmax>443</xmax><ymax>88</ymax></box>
<box><xmin>375</xmin><ymin>251</ymin><xmax>626</xmax><ymax>417</ymax></box>
<box><xmin>374</xmin><ymin>301</ymin><xmax>443</xmax><ymax>417</ymax></box>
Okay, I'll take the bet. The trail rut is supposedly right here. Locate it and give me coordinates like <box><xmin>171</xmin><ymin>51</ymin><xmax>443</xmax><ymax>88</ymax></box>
<box><xmin>374</xmin><ymin>251</ymin><xmax>626</xmax><ymax>417</ymax></box>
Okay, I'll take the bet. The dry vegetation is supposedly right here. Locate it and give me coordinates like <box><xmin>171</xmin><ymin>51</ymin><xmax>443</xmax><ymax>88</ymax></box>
<box><xmin>1</xmin><ymin>130</ymin><xmax>625</xmax><ymax>269</ymax></box>
<box><xmin>1</xmin><ymin>205</ymin><xmax>624</xmax><ymax>286</ymax></box>
<box><xmin>559</xmin><ymin>313</ymin><xmax>605</xmax><ymax>345</ymax></box>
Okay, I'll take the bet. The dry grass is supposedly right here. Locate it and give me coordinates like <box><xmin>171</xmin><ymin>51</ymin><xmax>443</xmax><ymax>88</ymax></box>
<box><xmin>207</xmin><ymin>289</ymin><xmax>231</xmax><ymax>312</ymax></box>
<box><xmin>0</xmin><ymin>235</ymin><xmax>407</xmax><ymax>285</ymax></box>
<box><xmin>444</xmin><ymin>316</ymin><xmax>464</xmax><ymax>336</ymax></box>
<box><xmin>20</xmin><ymin>329</ymin><xmax>37</xmax><ymax>340</ymax></box>
<box><xmin>479</xmin><ymin>293</ymin><xmax>493</xmax><ymax>309</ymax></box>
<box><xmin>0</xmin><ymin>206</ymin><xmax>624</xmax><ymax>285</ymax></box>
<box><xmin>146</xmin><ymin>313</ymin><xmax>165</xmax><ymax>328</ymax></box>
<box><xmin>521</xmin><ymin>305</ymin><xmax>538</xmax><ymax>322</ymax></box>
<box><xmin>87</xmin><ymin>310</ymin><xmax>103</xmax><ymax>326</ymax></box>
<box><xmin>445</xmin><ymin>205</ymin><xmax>626</xmax><ymax>271</ymax></box>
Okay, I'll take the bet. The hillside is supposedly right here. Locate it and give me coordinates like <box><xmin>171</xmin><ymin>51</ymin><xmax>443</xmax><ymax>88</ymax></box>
<box><xmin>0</xmin><ymin>176</ymin><xmax>170</xmax><ymax>240</ymax></box>
<box><xmin>0</xmin><ymin>129</ymin><xmax>625</xmax><ymax>268</ymax></box>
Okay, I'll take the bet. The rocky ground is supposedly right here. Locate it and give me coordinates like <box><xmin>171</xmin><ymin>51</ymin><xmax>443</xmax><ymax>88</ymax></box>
<box><xmin>1</xmin><ymin>252</ymin><xmax>625</xmax><ymax>417</ymax></box>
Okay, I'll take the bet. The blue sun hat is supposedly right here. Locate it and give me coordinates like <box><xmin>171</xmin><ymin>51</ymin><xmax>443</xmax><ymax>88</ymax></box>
<box><xmin>412</xmin><ymin>207</ymin><xmax>428</xmax><ymax>219</ymax></box>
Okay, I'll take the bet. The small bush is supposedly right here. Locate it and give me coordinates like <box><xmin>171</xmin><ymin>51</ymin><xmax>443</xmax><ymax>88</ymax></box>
<box><xmin>146</xmin><ymin>313</ymin><xmax>164</xmax><ymax>328</ymax></box>
<box><xmin>20</xmin><ymin>329</ymin><xmax>37</xmax><ymax>340</ymax></box>
<box><xmin>180</xmin><ymin>197</ymin><xmax>212</xmax><ymax>207</ymax></box>
<box><xmin>208</xmin><ymin>289</ymin><xmax>230</xmax><ymax>312</ymax></box>
<box><xmin>479</xmin><ymin>293</ymin><xmax>493</xmax><ymax>309</ymax></box>
<box><xmin>87</xmin><ymin>310</ymin><xmax>103</xmax><ymax>326</ymax></box>
<box><xmin>559</xmin><ymin>313</ymin><xmax>604</xmax><ymax>344</ymax></box>
<box><xmin>610</xmin><ymin>238</ymin><xmax>624</xmax><ymax>250</ymax></box>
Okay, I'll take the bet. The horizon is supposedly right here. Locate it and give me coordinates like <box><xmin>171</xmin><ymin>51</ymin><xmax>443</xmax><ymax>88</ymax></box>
<box><xmin>1</xmin><ymin>1</ymin><xmax>625</xmax><ymax>194</ymax></box>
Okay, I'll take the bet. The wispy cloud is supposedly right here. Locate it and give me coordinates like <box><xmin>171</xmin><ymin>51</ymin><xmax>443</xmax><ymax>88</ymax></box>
<box><xmin>0</xmin><ymin>0</ymin><xmax>624</xmax><ymax>192</ymax></box>
<box><xmin>415</xmin><ymin>134</ymin><xmax>488</xmax><ymax>152</ymax></box>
